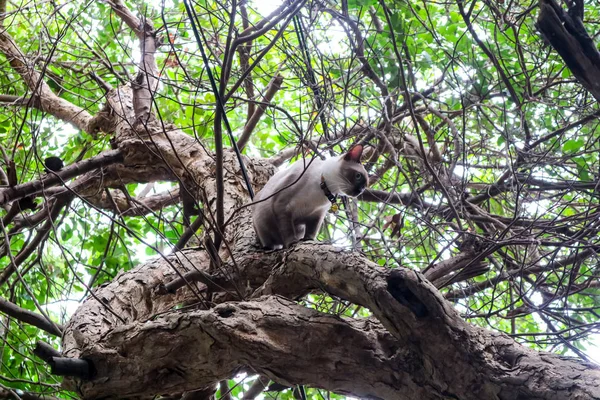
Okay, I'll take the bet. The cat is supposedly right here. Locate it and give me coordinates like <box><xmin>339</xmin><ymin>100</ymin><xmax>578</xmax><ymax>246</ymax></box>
<box><xmin>252</xmin><ymin>145</ymin><xmax>368</xmax><ymax>249</ymax></box>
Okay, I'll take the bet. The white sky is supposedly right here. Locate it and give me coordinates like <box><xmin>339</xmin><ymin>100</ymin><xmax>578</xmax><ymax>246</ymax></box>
<box><xmin>252</xmin><ymin>0</ymin><xmax>283</xmax><ymax>16</ymax></box>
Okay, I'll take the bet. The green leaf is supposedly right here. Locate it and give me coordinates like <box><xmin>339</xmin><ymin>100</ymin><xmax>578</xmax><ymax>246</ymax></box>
<box><xmin>348</xmin><ymin>0</ymin><xmax>377</xmax><ymax>8</ymax></box>
<box><xmin>563</xmin><ymin>139</ymin><xmax>584</xmax><ymax>153</ymax></box>
<box><xmin>60</xmin><ymin>227</ymin><xmax>73</xmax><ymax>242</ymax></box>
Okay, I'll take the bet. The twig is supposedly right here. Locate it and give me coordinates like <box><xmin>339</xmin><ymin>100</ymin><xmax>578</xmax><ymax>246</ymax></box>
<box><xmin>238</xmin><ymin>75</ymin><xmax>284</xmax><ymax>150</ymax></box>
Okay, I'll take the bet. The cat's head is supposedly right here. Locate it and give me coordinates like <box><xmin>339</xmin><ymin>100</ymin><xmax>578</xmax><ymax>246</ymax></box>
<box><xmin>335</xmin><ymin>145</ymin><xmax>369</xmax><ymax>197</ymax></box>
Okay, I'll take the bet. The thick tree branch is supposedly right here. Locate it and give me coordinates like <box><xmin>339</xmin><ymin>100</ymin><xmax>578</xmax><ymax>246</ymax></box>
<box><xmin>0</xmin><ymin>150</ymin><xmax>124</xmax><ymax>207</ymax></box>
<box><xmin>536</xmin><ymin>0</ymin><xmax>600</xmax><ymax>102</ymax></box>
<box><xmin>62</xmin><ymin>239</ymin><xmax>600</xmax><ymax>400</ymax></box>
<box><xmin>66</xmin><ymin>297</ymin><xmax>418</xmax><ymax>399</ymax></box>
<box><xmin>0</xmin><ymin>30</ymin><xmax>92</xmax><ymax>132</ymax></box>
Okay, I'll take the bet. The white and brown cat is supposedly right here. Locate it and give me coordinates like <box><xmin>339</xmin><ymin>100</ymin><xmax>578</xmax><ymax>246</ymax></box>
<box><xmin>252</xmin><ymin>145</ymin><xmax>368</xmax><ymax>249</ymax></box>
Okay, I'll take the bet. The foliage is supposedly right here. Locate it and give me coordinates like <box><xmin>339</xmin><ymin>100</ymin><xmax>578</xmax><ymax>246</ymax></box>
<box><xmin>0</xmin><ymin>0</ymin><xmax>599</xmax><ymax>398</ymax></box>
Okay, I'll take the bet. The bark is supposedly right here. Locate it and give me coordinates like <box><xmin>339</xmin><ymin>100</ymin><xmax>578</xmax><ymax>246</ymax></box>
<box><xmin>536</xmin><ymin>0</ymin><xmax>600</xmax><ymax>102</ymax></box>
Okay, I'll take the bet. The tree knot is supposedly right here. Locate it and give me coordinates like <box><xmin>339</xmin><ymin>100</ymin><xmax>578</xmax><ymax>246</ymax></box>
<box><xmin>387</xmin><ymin>271</ymin><xmax>429</xmax><ymax>318</ymax></box>
<box><xmin>216</xmin><ymin>305</ymin><xmax>236</xmax><ymax>318</ymax></box>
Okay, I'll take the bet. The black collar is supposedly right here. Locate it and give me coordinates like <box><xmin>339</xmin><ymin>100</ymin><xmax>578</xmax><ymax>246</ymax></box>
<box><xmin>320</xmin><ymin>175</ymin><xmax>339</xmax><ymax>213</ymax></box>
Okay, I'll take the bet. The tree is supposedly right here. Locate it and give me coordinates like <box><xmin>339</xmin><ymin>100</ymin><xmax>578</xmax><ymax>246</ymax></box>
<box><xmin>1</xmin><ymin>0</ymin><xmax>600</xmax><ymax>399</ymax></box>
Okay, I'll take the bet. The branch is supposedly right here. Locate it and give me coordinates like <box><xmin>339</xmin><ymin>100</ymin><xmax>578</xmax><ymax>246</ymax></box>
<box><xmin>238</xmin><ymin>75</ymin><xmax>284</xmax><ymax>151</ymax></box>
<box><xmin>238</xmin><ymin>2</ymin><xmax>255</xmax><ymax>123</ymax></box>
<box><xmin>528</xmin><ymin>109</ymin><xmax>600</xmax><ymax>150</ymax></box>
<box><xmin>0</xmin><ymin>197</ymin><xmax>71</xmax><ymax>285</ymax></box>
<box><xmin>358</xmin><ymin>188</ymin><xmax>431</xmax><ymax>210</ymax></box>
<box><xmin>0</xmin><ymin>149</ymin><xmax>123</xmax><ymax>207</ymax></box>
<box><xmin>0</xmin><ymin>94</ymin><xmax>29</xmax><ymax>105</ymax></box>
<box><xmin>0</xmin><ymin>30</ymin><xmax>92</xmax><ymax>132</ymax></box>
<box><xmin>105</xmin><ymin>0</ymin><xmax>143</xmax><ymax>36</ymax></box>
<box><xmin>62</xmin><ymin>240</ymin><xmax>600</xmax><ymax>400</ymax></box>
<box><xmin>0</xmin><ymin>298</ymin><xmax>63</xmax><ymax>336</ymax></box>
<box><xmin>424</xmin><ymin>250</ymin><xmax>481</xmax><ymax>283</ymax></box>
<box><xmin>444</xmin><ymin>247</ymin><xmax>598</xmax><ymax>300</ymax></box>
<box><xmin>0</xmin><ymin>389</ymin><xmax>60</xmax><ymax>400</ymax></box>
<box><xmin>85</xmin><ymin>187</ymin><xmax>180</xmax><ymax>217</ymax></box>
<box><xmin>240</xmin><ymin>377</ymin><xmax>269</xmax><ymax>400</ymax></box>
<box><xmin>235</xmin><ymin>0</ymin><xmax>304</xmax><ymax>45</ymax></box>
<box><xmin>536</xmin><ymin>0</ymin><xmax>600</xmax><ymax>102</ymax></box>
<box><xmin>64</xmin><ymin>296</ymin><xmax>431</xmax><ymax>399</ymax></box>
<box><xmin>107</xmin><ymin>0</ymin><xmax>159</xmax><ymax>121</ymax></box>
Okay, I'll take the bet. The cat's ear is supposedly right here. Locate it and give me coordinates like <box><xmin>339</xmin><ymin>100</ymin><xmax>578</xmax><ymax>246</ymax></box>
<box><xmin>343</xmin><ymin>144</ymin><xmax>363</xmax><ymax>163</ymax></box>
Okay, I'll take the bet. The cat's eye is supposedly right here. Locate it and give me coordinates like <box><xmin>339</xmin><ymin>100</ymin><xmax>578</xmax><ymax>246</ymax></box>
<box><xmin>355</xmin><ymin>172</ymin><xmax>363</xmax><ymax>181</ymax></box>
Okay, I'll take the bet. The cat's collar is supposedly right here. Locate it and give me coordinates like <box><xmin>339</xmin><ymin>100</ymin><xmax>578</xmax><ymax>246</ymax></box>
<box><xmin>320</xmin><ymin>175</ymin><xmax>339</xmax><ymax>213</ymax></box>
